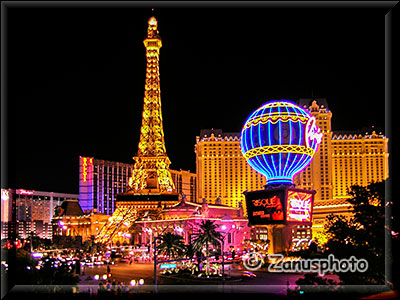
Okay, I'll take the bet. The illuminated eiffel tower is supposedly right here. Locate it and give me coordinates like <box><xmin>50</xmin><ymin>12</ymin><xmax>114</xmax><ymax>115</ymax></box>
<box><xmin>95</xmin><ymin>17</ymin><xmax>179</xmax><ymax>244</ymax></box>
<box><xmin>128</xmin><ymin>16</ymin><xmax>175</xmax><ymax>194</ymax></box>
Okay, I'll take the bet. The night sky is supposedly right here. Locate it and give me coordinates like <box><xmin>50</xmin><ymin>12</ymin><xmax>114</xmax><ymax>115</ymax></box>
<box><xmin>5</xmin><ymin>3</ymin><xmax>393</xmax><ymax>195</ymax></box>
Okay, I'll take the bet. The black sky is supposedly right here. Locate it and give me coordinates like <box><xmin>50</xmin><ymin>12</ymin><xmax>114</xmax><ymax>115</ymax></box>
<box><xmin>5</xmin><ymin>4</ymin><xmax>394</xmax><ymax>195</ymax></box>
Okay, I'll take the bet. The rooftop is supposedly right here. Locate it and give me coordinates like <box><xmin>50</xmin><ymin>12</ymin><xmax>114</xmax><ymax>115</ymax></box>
<box><xmin>298</xmin><ymin>98</ymin><xmax>330</xmax><ymax>111</ymax></box>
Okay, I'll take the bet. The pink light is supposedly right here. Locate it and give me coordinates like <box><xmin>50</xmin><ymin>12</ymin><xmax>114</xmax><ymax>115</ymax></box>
<box><xmin>17</xmin><ymin>189</ymin><xmax>34</xmax><ymax>195</ymax></box>
<box><xmin>32</xmin><ymin>252</ymin><xmax>43</xmax><ymax>259</ymax></box>
<box><xmin>144</xmin><ymin>228</ymin><xmax>152</xmax><ymax>234</ymax></box>
<box><xmin>288</xmin><ymin>213</ymin><xmax>308</xmax><ymax>220</ymax></box>
<box><xmin>1</xmin><ymin>189</ymin><xmax>9</xmax><ymax>202</ymax></box>
<box><xmin>221</xmin><ymin>225</ymin><xmax>227</xmax><ymax>231</ymax></box>
<box><xmin>286</xmin><ymin>191</ymin><xmax>313</xmax><ymax>223</ymax></box>
<box><xmin>58</xmin><ymin>221</ymin><xmax>65</xmax><ymax>227</ymax></box>
<box><xmin>305</xmin><ymin>116</ymin><xmax>323</xmax><ymax>148</ymax></box>
<box><xmin>174</xmin><ymin>226</ymin><xmax>184</xmax><ymax>233</ymax></box>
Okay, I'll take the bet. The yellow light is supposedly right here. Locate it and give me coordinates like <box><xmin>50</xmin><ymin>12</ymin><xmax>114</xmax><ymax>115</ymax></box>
<box><xmin>243</xmin><ymin>144</ymin><xmax>315</xmax><ymax>160</ymax></box>
<box><xmin>82</xmin><ymin>157</ymin><xmax>87</xmax><ymax>182</ymax></box>
<box><xmin>148</xmin><ymin>17</ymin><xmax>157</xmax><ymax>26</ymax></box>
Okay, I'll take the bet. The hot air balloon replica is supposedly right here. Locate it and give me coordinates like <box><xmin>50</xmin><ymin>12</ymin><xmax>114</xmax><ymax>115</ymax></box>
<box><xmin>240</xmin><ymin>100</ymin><xmax>322</xmax><ymax>185</ymax></box>
<box><xmin>241</xmin><ymin>100</ymin><xmax>322</xmax><ymax>254</ymax></box>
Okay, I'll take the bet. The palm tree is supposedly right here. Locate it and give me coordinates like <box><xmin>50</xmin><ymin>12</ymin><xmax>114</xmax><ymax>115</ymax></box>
<box><xmin>191</xmin><ymin>220</ymin><xmax>223</xmax><ymax>275</ymax></box>
<box><xmin>157</xmin><ymin>232</ymin><xmax>186</xmax><ymax>259</ymax></box>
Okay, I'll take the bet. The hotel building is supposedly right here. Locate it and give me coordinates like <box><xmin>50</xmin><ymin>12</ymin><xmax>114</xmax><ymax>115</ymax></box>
<box><xmin>79</xmin><ymin>156</ymin><xmax>196</xmax><ymax>215</ymax></box>
<box><xmin>1</xmin><ymin>188</ymin><xmax>79</xmax><ymax>240</ymax></box>
<box><xmin>295</xmin><ymin>99</ymin><xmax>334</xmax><ymax>201</ymax></box>
<box><xmin>195</xmin><ymin>98</ymin><xmax>389</xmax><ymax>248</ymax></box>
<box><xmin>1</xmin><ymin>189</ymin><xmax>16</xmax><ymax>240</ymax></box>
<box><xmin>194</xmin><ymin>129</ymin><xmax>266</xmax><ymax>211</ymax></box>
<box><xmin>331</xmin><ymin>130</ymin><xmax>389</xmax><ymax>198</ymax></box>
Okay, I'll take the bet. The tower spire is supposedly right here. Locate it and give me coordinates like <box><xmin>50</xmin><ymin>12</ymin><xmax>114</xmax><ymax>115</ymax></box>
<box><xmin>94</xmin><ymin>17</ymin><xmax>179</xmax><ymax>245</ymax></box>
<box><xmin>128</xmin><ymin>16</ymin><xmax>175</xmax><ymax>193</ymax></box>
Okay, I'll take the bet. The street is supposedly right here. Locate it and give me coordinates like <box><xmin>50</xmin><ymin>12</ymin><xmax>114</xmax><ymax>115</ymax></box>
<box><xmin>83</xmin><ymin>262</ymin><xmax>154</xmax><ymax>285</ymax></box>
<box><xmin>80</xmin><ymin>261</ymin><xmax>340</xmax><ymax>295</ymax></box>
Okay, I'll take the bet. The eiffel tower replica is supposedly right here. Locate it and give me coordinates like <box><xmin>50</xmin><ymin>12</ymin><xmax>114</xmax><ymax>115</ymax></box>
<box><xmin>95</xmin><ymin>17</ymin><xmax>179</xmax><ymax>244</ymax></box>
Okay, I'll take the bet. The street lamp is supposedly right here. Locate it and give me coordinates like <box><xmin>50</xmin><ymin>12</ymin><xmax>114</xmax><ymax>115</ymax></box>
<box><xmin>219</xmin><ymin>223</ymin><xmax>237</xmax><ymax>282</ymax></box>
<box><xmin>153</xmin><ymin>223</ymin><xmax>174</xmax><ymax>294</ymax></box>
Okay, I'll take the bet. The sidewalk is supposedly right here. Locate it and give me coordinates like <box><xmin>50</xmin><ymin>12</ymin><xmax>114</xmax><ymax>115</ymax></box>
<box><xmin>78</xmin><ymin>275</ymin><xmax>99</xmax><ymax>295</ymax></box>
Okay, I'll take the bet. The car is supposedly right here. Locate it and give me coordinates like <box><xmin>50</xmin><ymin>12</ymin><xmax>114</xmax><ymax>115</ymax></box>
<box><xmin>120</xmin><ymin>256</ymin><xmax>131</xmax><ymax>263</ymax></box>
<box><xmin>242</xmin><ymin>271</ymin><xmax>257</xmax><ymax>278</ymax></box>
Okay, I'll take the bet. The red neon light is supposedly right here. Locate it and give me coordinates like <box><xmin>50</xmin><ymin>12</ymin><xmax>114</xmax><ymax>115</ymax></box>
<box><xmin>286</xmin><ymin>191</ymin><xmax>313</xmax><ymax>223</ymax></box>
<box><xmin>17</xmin><ymin>189</ymin><xmax>34</xmax><ymax>195</ymax></box>
<box><xmin>252</xmin><ymin>196</ymin><xmax>282</xmax><ymax>209</ymax></box>
<box><xmin>252</xmin><ymin>196</ymin><xmax>284</xmax><ymax>220</ymax></box>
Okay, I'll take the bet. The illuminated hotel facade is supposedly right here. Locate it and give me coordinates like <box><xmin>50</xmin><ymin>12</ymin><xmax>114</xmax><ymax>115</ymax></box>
<box><xmin>195</xmin><ymin>99</ymin><xmax>388</xmax><ymax>247</ymax></box>
<box><xmin>331</xmin><ymin>130</ymin><xmax>388</xmax><ymax>198</ymax></box>
<box><xmin>195</xmin><ymin>129</ymin><xmax>265</xmax><ymax>210</ymax></box>
<box><xmin>295</xmin><ymin>99</ymin><xmax>334</xmax><ymax>201</ymax></box>
<box><xmin>79</xmin><ymin>156</ymin><xmax>196</xmax><ymax>215</ymax></box>
<box><xmin>1</xmin><ymin>188</ymin><xmax>79</xmax><ymax>240</ymax></box>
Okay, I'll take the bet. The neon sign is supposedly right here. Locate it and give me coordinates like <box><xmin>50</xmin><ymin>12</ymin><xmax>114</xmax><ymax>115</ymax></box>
<box><xmin>17</xmin><ymin>189</ymin><xmax>34</xmax><ymax>195</ymax></box>
<box><xmin>286</xmin><ymin>190</ymin><xmax>313</xmax><ymax>224</ymax></box>
<box><xmin>82</xmin><ymin>158</ymin><xmax>88</xmax><ymax>182</ymax></box>
<box><xmin>240</xmin><ymin>100</ymin><xmax>322</xmax><ymax>185</ymax></box>
<box><xmin>79</xmin><ymin>156</ymin><xmax>94</xmax><ymax>213</ymax></box>
<box><xmin>245</xmin><ymin>187</ymin><xmax>315</xmax><ymax>226</ymax></box>
<box><xmin>160</xmin><ymin>263</ymin><xmax>177</xmax><ymax>269</ymax></box>
<box><xmin>1</xmin><ymin>189</ymin><xmax>9</xmax><ymax>202</ymax></box>
<box><xmin>245</xmin><ymin>189</ymin><xmax>285</xmax><ymax>225</ymax></box>
<box><xmin>305</xmin><ymin>116</ymin><xmax>323</xmax><ymax>148</ymax></box>
<box><xmin>252</xmin><ymin>196</ymin><xmax>281</xmax><ymax>209</ymax></box>
<box><xmin>81</xmin><ymin>157</ymin><xmax>93</xmax><ymax>183</ymax></box>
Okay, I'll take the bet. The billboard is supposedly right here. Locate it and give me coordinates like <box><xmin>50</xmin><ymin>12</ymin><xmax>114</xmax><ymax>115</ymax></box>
<box><xmin>244</xmin><ymin>187</ymin><xmax>315</xmax><ymax>226</ymax></box>
<box><xmin>245</xmin><ymin>189</ymin><xmax>286</xmax><ymax>225</ymax></box>
<box><xmin>79</xmin><ymin>156</ymin><xmax>94</xmax><ymax>212</ymax></box>
<box><xmin>286</xmin><ymin>190</ymin><xmax>314</xmax><ymax>223</ymax></box>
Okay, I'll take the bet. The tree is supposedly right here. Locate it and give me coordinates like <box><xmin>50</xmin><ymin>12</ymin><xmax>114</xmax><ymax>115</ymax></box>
<box><xmin>324</xmin><ymin>180</ymin><xmax>388</xmax><ymax>285</ymax></box>
<box><xmin>157</xmin><ymin>232</ymin><xmax>186</xmax><ymax>259</ymax></box>
<box><xmin>289</xmin><ymin>273</ymin><xmax>341</xmax><ymax>296</ymax></box>
<box><xmin>190</xmin><ymin>220</ymin><xmax>223</xmax><ymax>275</ymax></box>
<box><xmin>14</xmin><ymin>248</ymin><xmax>79</xmax><ymax>292</ymax></box>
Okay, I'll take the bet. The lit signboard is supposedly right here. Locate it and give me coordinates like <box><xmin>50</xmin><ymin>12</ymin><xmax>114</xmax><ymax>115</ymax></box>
<box><xmin>1</xmin><ymin>189</ymin><xmax>9</xmax><ymax>202</ymax></box>
<box><xmin>17</xmin><ymin>189</ymin><xmax>34</xmax><ymax>195</ymax></box>
<box><xmin>286</xmin><ymin>190</ymin><xmax>313</xmax><ymax>224</ymax></box>
<box><xmin>81</xmin><ymin>157</ymin><xmax>93</xmax><ymax>183</ymax></box>
<box><xmin>245</xmin><ymin>189</ymin><xmax>286</xmax><ymax>225</ymax></box>
<box><xmin>159</xmin><ymin>263</ymin><xmax>177</xmax><ymax>269</ymax></box>
<box><xmin>245</xmin><ymin>187</ymin><xmax>315</xmax><ymax>226</ymax></box>
<box><xmin>79</xmin><ymin>156</ymin><xmax>94</xmax><ymax>212</ymax></box>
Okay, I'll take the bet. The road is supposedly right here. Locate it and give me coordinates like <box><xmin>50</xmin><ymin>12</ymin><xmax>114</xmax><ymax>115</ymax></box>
<box><xmin>80</xmin><ymin>261</ymin><xmax>340</xmax><ymax>295</ymax></box>
<box><xmin>83</xmin><ymin>262</ymin><xmax>154</xmax><ymax>285</ymax></box>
